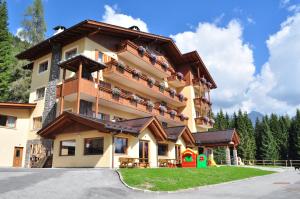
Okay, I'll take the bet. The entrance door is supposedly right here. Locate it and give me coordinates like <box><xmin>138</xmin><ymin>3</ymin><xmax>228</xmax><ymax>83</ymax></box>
<box><xmin>139</xmin><ymin>140</ymin><xmax>149</xmax><ymax>163</ymax></box>
<box><xmin>13</xmin><ymin>147</ymin><xmax>23</xmax><ymax>167</ymax></box>
<box><xmin>175</xmin><ymin>144</ymin><xmax>181</xmax><ymax>164</ymax></box>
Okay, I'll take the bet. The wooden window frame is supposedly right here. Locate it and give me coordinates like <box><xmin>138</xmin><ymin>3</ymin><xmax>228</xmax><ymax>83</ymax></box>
<box><xmin>38</xmin><ymin>61</ymin><xmax>48</xmax><ymax>74</ymax></box>
<box><xmin>35</xmin><ymin>87</ymin><xmax>45</xmax><ymax>100</ymax></box>
<box><xmin>0</xmin><ymin>114</ymin><xmax>17</xmax><ymax>128</ymax></box>
<box><xmin>114</xmin><ymin>137</ymin><xmax>128</xmax><ymax>154</ymax></box>
<box><xmin>59</xmin><ymin>140</ymin><xmax>76</xmax><ymax>156</ymax></box>
<box><xmin>157</xmin><ymin>143</ymin><xmax>168</xmax><ymax>156</ymax></box>
<box><xmin>84</xmin><ymin>137</ymin><xmax>104</xmax><ymax>156</ymax></box>
<box><xmin>32</xmin><ymin>116</ymin><xmax>42</xmax><ymax>130</ymax></box>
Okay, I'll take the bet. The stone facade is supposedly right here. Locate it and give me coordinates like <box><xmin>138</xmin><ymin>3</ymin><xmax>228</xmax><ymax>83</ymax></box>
<box><xmin>42</xmin><ymin>43</ymin><xmax>62</xmax><ymax>127</ymax></box>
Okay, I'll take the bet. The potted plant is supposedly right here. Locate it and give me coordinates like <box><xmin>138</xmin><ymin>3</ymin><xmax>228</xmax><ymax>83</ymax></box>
<box><xmin>203</xmin><ymin>116</ymin><xmax>209</xmax><ymax>123</ymax></box>
<box><xmin>176</xmin><ymin>72</ymin><xmax>184</xmax><ymax>81</ymax></box>
<box><xmin>112</xmin><ymin>88</ymin><xmax>121</xmax><ymax>100</ymax></box>
<box><xmin>178</xmin><ymin>93</ymin><xmax>184</xmax><ymax>101</ymax></box>
<box><xmin>132</xmin><ymin>69</ymin><xmax>142</xmax><ymax>80</ymax></box>
<box><xmin>169</xmin><ymin>88</ymin><xmax>176</xmax><ymax>98</ymax></box>
<box><xmin>206</xmin><ymin>82</ymin><xmax>212</xmax><ymax>89</ymax></box>
<box><xmin>179</xmin><ymin>113</ymin><xmax>187</xmax><ymax>121</ymax></box>
<box><xmin>149</xmin><ymin>53</ymin><xmax>157</xmax><ymax>63</ymax></box>
<box><xmin>209</xmin><ymin>118</ymin><xmax>215</xmax><ymax>125</ymax></box>
<box><xmin>162</xmin><ymin>62</ymin><xmax>169</xmax><ymax>71</ymax></box>
<box><xmin>200</xmin><ymin>77</ymin><xmax>207</xmax><ymax>84</ymax></box>
<box><xmin>147</xmin><ymin>77</ymin><xmax>155</xmax><ymax>87</ymax></box>
<box><xmin>146</xmin><ymin>100</ymin><xmax>154</xmax><ymax>111</ymax></box>
<box><xmin>159</xmin><ymin>82</ymin><xmax>166</xmax><ymax>92</ymax></box>
<box><xmin>117</xmin><ymin>61</ymin><xmax>126</xmax><ymax>73</ymax></box>
<box><xmin>159</xmin><ymin>105</ymin><xmax>167</xmax><ymax>115</ymax></box>
<box><xmin>138</xmin><ymin>46</ymin><xmax>146</xmax><ymax>56</ymax></box>
<box><xmin>169</xmin><ymin>110</ymin><xmax>177</xmax><ymax>119</ymax></box>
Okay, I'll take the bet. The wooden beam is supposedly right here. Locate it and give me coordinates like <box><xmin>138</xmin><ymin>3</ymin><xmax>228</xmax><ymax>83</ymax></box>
<box><xmin>95</xmin><ymin>70</ymin><xmax>100</xmax><ymax>117</ymax></box>
<box><xmin>76</xmin><ymin>61</ymin><xmax>82</xmax><ymax>114</ymax></box>
<box><xmin>60</xmin><ymin>68</ymin><xmax>66</xmax><ymax>114</ymax></box>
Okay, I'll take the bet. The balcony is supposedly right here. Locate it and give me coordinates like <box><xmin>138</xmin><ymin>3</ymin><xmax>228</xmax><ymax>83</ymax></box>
<box><xmin>193</xmin><ymin>97</ymin><xmax>212</xmax><ymax>116</ymax></box>
<box><xmin>117</xmin><ymin>40</ymin><xmax>173</xmax><ymax>78</ymax></box>
<box><xmin>56</xmin><ymin>78</ymin><xmax>188</xmax><ymax>126</ymax></box>
<box><xmin>98</xmin><ymin>85</ymin><xmax>188</xmax><ymax>126</ymax></box>
<box><xmin>167</xmin><ymin>73</ymin><xmax>186</xmax><ymax>88</ymax></box>
<box><xmin>195</xmin><ymin>116</ymin><xmax>214</xmax><ymax>129</ymax></box>
<box><xmin>103</xmin><ymin>60</ymin><xmax>187</xmax><ymax>107</ymax></box>
<box><xmin>192</xmin><ymin>78</ymin><xmax>211</xmax><ymax>93</ymax></box>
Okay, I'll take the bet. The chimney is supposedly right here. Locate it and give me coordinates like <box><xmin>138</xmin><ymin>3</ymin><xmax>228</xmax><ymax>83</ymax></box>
<box><xmin>53</xmin><ymin>26</ymin><xmax>66</xmax><ymax>35</ymax></box>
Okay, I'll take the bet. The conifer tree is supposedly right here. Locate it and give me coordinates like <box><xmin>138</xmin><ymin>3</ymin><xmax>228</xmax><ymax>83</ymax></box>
<box><xmin>278</xmin><ymin>115</ymin><xmax>290</xmax><ymax>159</ymax></box>
<box><xmin>258</xmin><ymin>118</ymin><xmax>278</xmax><ymax>160</ymax></box>
<box><xmin>289</xmin><ymin>110</ymin><xmax>300</xmax><ymax>159</ymax></box>
<box><xmin>0</xmin><ymin>0</ymin><xmax>13</xmax><ymax>101</ymax></box>
<box><xmin>19</xmin><ymin>0</ymin><xmax>46</xmax><ymax>45</ymax></box>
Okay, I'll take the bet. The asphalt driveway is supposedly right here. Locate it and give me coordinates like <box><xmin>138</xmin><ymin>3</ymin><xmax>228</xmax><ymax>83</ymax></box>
<box><xmin>0</xmin><ymin>167</ymin><xmax>299</xmax><ymax>199</ymax></box>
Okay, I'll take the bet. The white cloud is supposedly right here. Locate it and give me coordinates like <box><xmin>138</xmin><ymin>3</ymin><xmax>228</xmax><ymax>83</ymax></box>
<box><xmin>171</xmin><ymin>20</ymin><xmax>255</xmax><ymax>113</ymax></box>
<box><xmin>102</xmin><ymin>5</ymin><xmax>149</xmax><ymax>32</ymax></box>
<box><xmin>15</xmin><ymin>27</ymin><xmax>26</xmax><ymax>41</ymax></box>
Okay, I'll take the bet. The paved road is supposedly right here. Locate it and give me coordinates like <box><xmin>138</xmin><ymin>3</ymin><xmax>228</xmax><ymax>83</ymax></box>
<box><xmin>0</xmin><ymin>167</ymin><xmax>299</xmax><ymax>199</ymax></box>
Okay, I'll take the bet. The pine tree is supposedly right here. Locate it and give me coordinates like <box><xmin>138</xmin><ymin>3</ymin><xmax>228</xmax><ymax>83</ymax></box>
<box><xmin>0</xmin><ymin>0</ymin><xmax>13</xmax><ymax>101</ymax></box>
<box><xmin>269</xmin><ymin>114</ymin><xmax>281</xmax><ymax>153</ymax></box>
<box><xmin>289</xmin><ymin>110</ymin><xmax>300</xmax><ymax>160</ymax></box>
<box><xmin>259</xmin><ymin>118</ymin><xmax>279</xmax><ymax>160</ymax></box>
<box><xmin>255</xmin><ymin>118</ymin><xmax>263</xmax><ymax>159</ymax></box>
<box><xmin>278</xmin><ymin>115</ymin><xmax>290</xmax><ymax>159</ymax></box>
<box><xmin>19</xmin><ymin>0</ymin><xmax>46</xmax><ymax>45</ymax></box>
<box><xmin>244</xmin><ymin>112</ymin><xmax>256</xmax><ymax>159</ymax></box>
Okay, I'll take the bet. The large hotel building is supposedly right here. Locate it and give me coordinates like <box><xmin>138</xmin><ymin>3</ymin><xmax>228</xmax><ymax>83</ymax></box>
<box><xmin>0</xmin><ymin>20</ymin><xmax>239</xmax><ymax>168</ymax></box>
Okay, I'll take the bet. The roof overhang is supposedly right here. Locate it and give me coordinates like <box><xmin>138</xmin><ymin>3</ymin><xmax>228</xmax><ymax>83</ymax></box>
<box><xmin>0</xmin><ymin>102</ymin><xmax>36</xmax><ymax>109</ymax></box>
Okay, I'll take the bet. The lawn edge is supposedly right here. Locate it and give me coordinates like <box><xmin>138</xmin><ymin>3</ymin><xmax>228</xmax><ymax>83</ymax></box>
<box><xmin>115</xmin><ymin>168</ymin><xmax>278</xmax><ymax>193</ymax></box>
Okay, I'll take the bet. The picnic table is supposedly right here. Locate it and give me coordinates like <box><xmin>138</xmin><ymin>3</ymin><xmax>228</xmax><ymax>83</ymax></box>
<box><xmin>119</xmin><ymin>157</ymin><xmax>150</xmax><ymax>168</ymax></box>
<box><xmin>158</xmin><ymin>158</ymin><xmax>177</xmax><ymax>168</ymax></box>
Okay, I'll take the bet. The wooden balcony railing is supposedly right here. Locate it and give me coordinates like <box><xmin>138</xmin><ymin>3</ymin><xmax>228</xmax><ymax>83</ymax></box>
<box><xmin>195</xmin><ymin>116</ymin><xmax>214</xmax><ymax>129</ymax></box>
<box><xmin>117</xmin><ymin>40</ymin><xmax>173</xmax><ymax>78</ymax></box>
<box><xmin>192</xmin><ymin>78</ymin><xmax>210</xmax><ymax>93</ymax></box>
<box><xmin>194</xmin><ymin>97</ymin><xmax>212</xmax><ymax>116</ymax></box>
<box><xmin>103</xmin><ymin>60</ymin><xmax>187</xmax><ymax>107</ymax></box>
<box><xmin>99</xmin><ymin>84</ymin><xmax>187</xmax><ymax>124</ymax></box>
<box><xmin>167</xmin><ymin>73</ymin><xmax>186</xmax><ymax>88</ymax></box>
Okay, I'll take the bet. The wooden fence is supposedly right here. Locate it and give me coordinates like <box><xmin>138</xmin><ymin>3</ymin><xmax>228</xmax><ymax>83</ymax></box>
<box><xmin>219</xmin><ymin>159</ymin><xmax>300</xmax><ymax>167</ymax></box>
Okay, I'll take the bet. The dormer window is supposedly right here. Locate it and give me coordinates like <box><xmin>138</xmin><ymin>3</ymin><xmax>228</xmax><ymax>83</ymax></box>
<box><xmin>65</xmin><ymin>48</ymin><xmax>77</xmax><ymax>60</ymax></box>
<box><xmin>38</xmin><ymin>61</ymin><xmax>48</xmax><ymax>74</ymax></box>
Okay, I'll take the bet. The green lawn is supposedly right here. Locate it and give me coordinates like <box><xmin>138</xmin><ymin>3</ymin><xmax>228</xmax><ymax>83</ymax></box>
<box><xmin>119</xmin><ymin>166</ymin><xmax>275</xmax><ymax>191</ymax></box>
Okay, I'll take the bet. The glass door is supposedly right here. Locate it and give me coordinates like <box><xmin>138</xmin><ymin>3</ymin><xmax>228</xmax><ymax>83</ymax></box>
<box><xmin>139</xmin><ymin>140</ymin><xmax>149</xmax><ymax>163</ymax></box>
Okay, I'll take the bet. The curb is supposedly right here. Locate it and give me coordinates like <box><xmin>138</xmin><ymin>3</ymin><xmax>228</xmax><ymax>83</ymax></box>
<box><xmin>115</xmin><ymin>169</ymin><xmax>280</xmax><ymax>193</ymax></box>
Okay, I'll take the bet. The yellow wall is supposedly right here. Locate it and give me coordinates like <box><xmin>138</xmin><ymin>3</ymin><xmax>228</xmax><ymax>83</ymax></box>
<box><xmin>0</xmin><ymin>108</ymin><xmax>32</xmax><ymax>167</ymax></box>
<box><xmin>52</xmin><ymin>130</ymin><xmax>112</xmax><ymax>168</ymax></box>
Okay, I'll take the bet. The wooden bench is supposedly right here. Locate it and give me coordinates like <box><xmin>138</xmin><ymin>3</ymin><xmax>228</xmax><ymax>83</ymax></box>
<box><xmin>119</xmin><ymin>157</ymin><xmax>138</xmax><ymax>168</ymax></box>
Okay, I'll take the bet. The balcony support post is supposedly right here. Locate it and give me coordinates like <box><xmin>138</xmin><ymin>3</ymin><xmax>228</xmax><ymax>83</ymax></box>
<box><xmin>76</xmin><ymin>62</ymin><xmax>82</xmax><ymax>114</ymax></box>
<box><xmin>95</xmin><ymin>70</ymin><xmax>100</xmax><ymax>118</ymax></box>
<box><xmin>59</xmin><ymin>68</ymin><xmax>66</xmax><ymax>114</ymax></box>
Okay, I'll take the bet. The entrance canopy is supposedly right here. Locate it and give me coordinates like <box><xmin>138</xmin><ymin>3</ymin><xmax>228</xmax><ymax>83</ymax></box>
<box><xmin>193</xmin><ymin>129</ymin><xmax>240</xmax><ymax>147</ymax></box>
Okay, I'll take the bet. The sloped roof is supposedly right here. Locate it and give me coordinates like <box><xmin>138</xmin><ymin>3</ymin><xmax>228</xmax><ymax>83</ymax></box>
<box><xmin>193</xmin><ymin>129</ymin><xmax>240</xmax><ymax>147</ymax></box>
<box><xmin>16</xmin><ymin>19</ymin><xmax>216</xmax><ymax>88</ymax></box>
<box><xmin>164</xmin><ymin>126</ymin><xmax>195</xmax><ymax>146</ymax></box>
<box><xmin>38</xmin><ymin>112</ymin><xmax>167</xmax><ymax>141</ymax></box>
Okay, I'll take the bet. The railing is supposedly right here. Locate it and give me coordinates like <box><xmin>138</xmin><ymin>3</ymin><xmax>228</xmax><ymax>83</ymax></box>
<box><xmin>195</xmin><ymin>116</ymin><xmax>213</xmax><ymax>128</ymax></box>
<box><xmin>243</xmin><ymin>160</ymin><xmax>300</xmax><ymax>167</ymax></box>
<box><xmin>118</xmin><ymin>40</ymin><xmax>173</xmax><ymax>77</ymax></box>
<box><xmin>99</xmin><ymin>84</ymin><xmax>187</xmax><ymax>124</ymax></box>
<box><xmin>104</xmin><ymin>61</ymin><xmax>187</xmax><ymax>106</ymax></box>
<box><xmin>192</xmin><ymin>78</ymin><xmax>210</xmax><ymax>93</ymax></box>
<box><xmin>194</xmin><ymin>97</ymin><xmax>212</xmax><ymax>116</ymax></box>
<box><xmin>167</xmin><ymin>74</ymin><xmax>186</xmax><ymax>87</ymax></box>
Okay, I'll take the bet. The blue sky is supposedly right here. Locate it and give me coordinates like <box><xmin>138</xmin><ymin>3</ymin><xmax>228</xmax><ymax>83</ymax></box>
<box><xmin>8</xmin><ymin>0</ymin><xmax>292</xmax><ymax>72</ymax></box>
<box><xmin>7</xmin><ymin>0</ymin><xmax>300</xmax><ymax>114</ymax></box>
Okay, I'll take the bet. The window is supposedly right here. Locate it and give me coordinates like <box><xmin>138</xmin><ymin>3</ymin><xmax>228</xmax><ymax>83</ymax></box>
<box><xmin>60</xmin><ymin>140</ymin><xmax>76</xmax><ymax>156</ymax></box>
<box><xmin>114</xmin><ymin>137</ymin><xmax>128</xmax><ymax>154</ymax></box>
<box><xmin>38</xmin><ymin>61</ymin><xmax>48</xmax><ymax>73</ymax></box>
<box><xmin>97</xmin><ymin>51</ymin><xmax>103</xmax><ymax>63</ymax></box>
<box><xmin>158</xmin><ymin>144</ymin><xmax>168</xmax><ymax>156</ymax></box>
<box><xmin>65</xmin><ymin>48</ymin><xmax>77</xmax><ymax>60</ymax></box>
<box><xmin>0</xmin><ymin>115</ymin><xmax>17</xmax><ymax>128</ymax></box>
<box><xmin>33</xmin><ymin>117</ymin><xmax>42</xmax><ymax>130</ymax></box>
<box><xmin>94</xmin><ymin>112</ymin><xmax>110</xmax><ymax>121</ymax></box>
<box><xmin>84</xmin><ymin>138</ymin><xmax>104</xmax><ymax>155</ymax></box>
<box><xmin>36</xmin><ymin>87</ymin><xmax>45</xmax><ymax>100</ymax></box>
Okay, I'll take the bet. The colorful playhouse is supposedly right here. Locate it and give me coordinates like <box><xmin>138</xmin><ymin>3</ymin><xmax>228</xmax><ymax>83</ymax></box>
<box><xmin>181</xmin><ymin>149</ymin><xmax>207</xmax><ymax>168</ymax></box>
